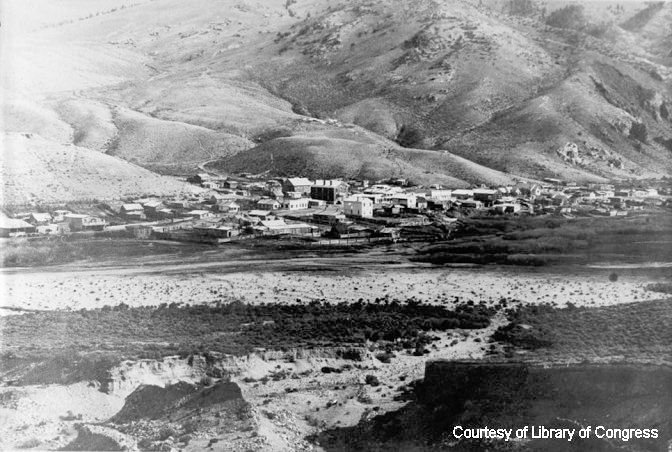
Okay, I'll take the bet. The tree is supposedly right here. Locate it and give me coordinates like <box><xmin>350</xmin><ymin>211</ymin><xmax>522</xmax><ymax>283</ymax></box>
<box><xmin>545</xmin><ymin>5</ymin><xmax>586</xmax><ymax>30</ymax></box>
<box><xmin>629</xmin><ymin>122</ymin><xmax>648</xmax><ymax>143</ymax></box>
<box><xmin>508</xmin><ymin>0</ymin><xmax>537</xmax><ymax>17</ymax></box>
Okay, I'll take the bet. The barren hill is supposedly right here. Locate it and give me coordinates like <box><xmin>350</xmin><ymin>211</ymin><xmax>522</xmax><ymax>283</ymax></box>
<box><xmin>0</xmin><ymin>133</ymin><xmax>199</xmax><ymax>206</ymax></box>
<box><xmin>2</xmin><ymin>0</ymin><xmax>671</xmax><ymax>203</ymax></box>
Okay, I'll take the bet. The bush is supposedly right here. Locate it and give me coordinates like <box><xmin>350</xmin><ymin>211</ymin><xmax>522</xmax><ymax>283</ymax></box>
<box><xmin>629</xmin><ymin>122</ymin><xmax>648</xmax><ymax>143</ymax></box>
<box><xmin>545</xmin><ymin>5</ymin><xmax>586</xmax><ymax>30</ymax></box>
<box><xmin>365</xmin><ymin>375</ymin><xmax>380</xmax><ymax>386</ymax></box>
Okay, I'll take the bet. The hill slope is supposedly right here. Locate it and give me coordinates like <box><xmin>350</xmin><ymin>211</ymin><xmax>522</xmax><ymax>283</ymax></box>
<box><xmin>0</xmin><ymin>133</ymin><xmax>199</xmax><ymax>206</ymax></box>
<box><xmin>1</xmin><ymin>0</ymin><xmax>671</xmax><ymax>203</ymax></box>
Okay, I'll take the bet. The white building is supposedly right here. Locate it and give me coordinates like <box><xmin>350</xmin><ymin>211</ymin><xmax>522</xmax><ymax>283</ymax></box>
<box><xmin>429</xmin><ymin>190</ymin><xmax>452</xmax><ymax>202</ymax></box>
<box><xmin>283</xmin><ymin>198</ymin><xmax>309</xmax><ymax>210</ymax></box>
<box><xmin>343</xmin><ymin>196</ymin><xmax>374</xmax><ymax>218</ymax></box>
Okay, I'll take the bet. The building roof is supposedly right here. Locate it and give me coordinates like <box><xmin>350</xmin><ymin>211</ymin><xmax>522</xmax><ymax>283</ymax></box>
<box><xmin>29</xmin><ymin>212</ymin><xmax>52</xmax><ymax>221</ymax></box>
<box><xmin>286</xmin><ymin>177</ymin><xmax>313</xmax><ymax>186</ymax></box>
<box><xmin>344</xmin><ymin>196</ymin><xmax>373</xmax><ymax>203</ymax></box>
<box><xmin>248</xmin><ymin>210</ymin><xmax>272</xmax><ymax>217</ymax></box>
<box><xmin>121</xmin><ymin>203</ymin><xmax>144</xmax><ymax>211</ymax></box>
<box><xmin>260</xmin><ymin>220</ymin><xmax>288</xmax><ymax>229</ymax></box>
<box><xmin>0</xmin><ymin>218</ymin><xmax>34</xmax><ymax>229</ymax></box>
<box><xmin>187</xmin><ymin>210</ymin><xmax>211</xmax><ymax>215</ymax></box>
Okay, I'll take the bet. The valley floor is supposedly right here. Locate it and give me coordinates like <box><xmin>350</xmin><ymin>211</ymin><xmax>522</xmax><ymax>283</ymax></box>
<box><xmin>1</xmin><ymin>244</ymin><xmax>671</xmax><ymax>450</ymax></box>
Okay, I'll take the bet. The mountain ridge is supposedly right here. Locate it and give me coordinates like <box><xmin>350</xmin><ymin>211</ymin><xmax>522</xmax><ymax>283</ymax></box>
<box><xmin>1</xmin><ymin>0</ymin><xmax>671</xmax><ymax>203</ymax></box>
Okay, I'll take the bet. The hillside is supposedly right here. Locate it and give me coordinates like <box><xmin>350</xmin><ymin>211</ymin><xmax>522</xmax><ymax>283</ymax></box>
<box><xmin>1</xmin><ymin>0</ymin><xmax>671</xmax><ymax>204</ymax></box>
<box><xmin>0</xmin><ymin>133</ymin><xmax>199</xmax><ymax>206</ymax></box>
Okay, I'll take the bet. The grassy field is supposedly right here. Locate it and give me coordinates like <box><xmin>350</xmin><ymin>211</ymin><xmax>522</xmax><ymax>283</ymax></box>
<box><xmin>0</xmin><ymin>299</ymin><xmax>497</xmax><ymax>386</ymax></box>
<box><xmin>418</xmin><ymin>212</ymin><xmax>672</xmax><ymax>266</ymax></box>
<box><xmin>0</xmin><ymin>237</ymin><xmax>211</xmax><ymax>267</ymax></box>
<box><xmin>493</xmin><ymin>297</ymin><xmax>672</xmax><ymax>363</ymax></box>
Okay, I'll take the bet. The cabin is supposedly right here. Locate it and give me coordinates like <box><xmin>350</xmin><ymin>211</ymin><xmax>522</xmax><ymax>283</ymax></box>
<box><xmin>257</xmin><ymin>198</ymin><xmax>281</xmax><ymax>210</ymax></box>
<box><xmin>64</xmin><ymin>214</ymin><xmax>106</xmax><ymax>232</ymax></box>
<box><xmin>312</xmin><ymin>212</ymin><xmax>346</xmax><ymax>225</ymax></box>
<box><xmin>216</xmin><ymin>201</ymin><xmax>240</xmax><ymax>213</ymax></box>
<box><xmin>120</xmin><ymin>203</ymin><xmax>145</xmax><ymax>220</ymax></box>
<box><xmin>451</xmin><ymin>189</ymin><xmax>473</xmax><ymax>200</ymax></box>
<box><xmin>282</xmin><ymin>198</ymin><xmax>309</xmax><ymax>210</ymax></box>
<box><xmin>0</xmin><ymin>218</ymin><xmax>36</xmax><ymax>237</ymax></box>
<box><xmin>391</xmin><ymin>194</ymin><xmax>417</xmax><ymax>209</ymax></box>
<box><xmin>282</xmin><ymin>177</ymin><xmax>313</xmax><ymax>195</ymax></box>
<box><xmin>193</xmin><ymin>225</ymin><xmax>238</xmax><ymax>238</ymax></box>
<box><xmin>259</xmin><ymin>220</ymin><xmax>317</xmax><ymax>236</ymax></box>
<box><xmin>343</xmin><ymin>196</ymin><xmax>373</xmax><ymax>218</ymax></box>
<box><xmin>248</xmin><ymin>210</ymin><xmax>274</xmax><ymax>221</ymax></box>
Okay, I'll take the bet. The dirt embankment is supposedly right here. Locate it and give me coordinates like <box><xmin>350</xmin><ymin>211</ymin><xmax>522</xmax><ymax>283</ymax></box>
<box><xmin>314</xmin><ymin>361</ymin><xmax>672</xmax><ymax>451</ymax></box>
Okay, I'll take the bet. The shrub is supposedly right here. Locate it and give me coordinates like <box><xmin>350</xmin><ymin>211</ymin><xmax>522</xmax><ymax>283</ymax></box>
<box><xmin>365</xmin><ymin>375</ymin><xmax>380</xmax><ymax>386</ymax></box>
<box><xmin>546</xmin><ymin>5</ymin><xmax>586</xmax><ymax>30</ymax></box>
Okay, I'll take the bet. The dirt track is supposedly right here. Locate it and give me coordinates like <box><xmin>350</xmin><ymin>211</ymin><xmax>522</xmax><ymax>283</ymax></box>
<box><xmin>0</xmin><ymin>246</ymin><xmax>663</xmax><ymax>314</ymax></box>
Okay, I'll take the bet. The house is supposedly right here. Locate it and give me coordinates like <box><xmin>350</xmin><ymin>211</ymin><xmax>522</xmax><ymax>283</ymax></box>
<box><xmin>429</xmin><ymin>190</ymin><xmax>452</xmax><ymax>202</ymax></box>
<box><xmin>343</xmin><ymin>196</ymin><xmax>373</xmax><ymax>218</ymax></box>
<box><xmin>416</xmin><ymin>196</ymin><xmax>428</xmax><ymax>210</ymax></box>
<box><xmin>282</xmin><ymin>198</ymin><xmax>309</xmax><ymax>210</ymax></box>
<box><xmin>248</xmin><ymin>210</ymin><xmax>274</xmax><ymax>221</ymax></box>
<box><xmin>330</xmin><ymin>223</ymin><xmax>372</xmax><ymax>239</ymax></box>
<box><xmin>156</xmin><ymin>208</ymin><xmax>175</xmax><ymax>219</ymax></box>
<box><xmin>473</xmin><ymin>189</ymin><xmax>499</xmax><ymax>206</ymax></box>
<box><xmin>284</xmin><ymin>191</ymin><xmax>304</xmax><ymax>199</ymax></box>
<box><xmin>202</xmin><ymin>181</ymin><xmax>219</xmax><ymax>189</ymax></box>
<box><xmin>186</xmin><ymin>210</ymin><xmax>214</xmax><ymax>219</ymax></box>
<box><xmin>0</xmin><ymin>218</ymin><xmax>36</xmax><ymax>237</ymax></box>
<box><xmin>308</xmin><ymin>199</ymin><xmax>327</xmax><ymax>208</ymax></box>
<box><xmin>216</xmin><ymin>201</ymin><xmax>240</xmax><ymax>213</ymax></box>
<box><xmin>222</xmin><ymin>180</ymin><xmax>239</xmax><ymax>190</ymax></box>
<box><xmin>458</xmin><ymin>199</ymin><xmax>484</xmax><ymax>209</ymax></box>
<box><xmin>28</xmin><ymin>212</ymin><xmax>52</xmax><ymax>225</ymax></box>
<box><xmin>515</xmin><ymin>183</ymin><xmax>542</xmax><ymax>198</ymax></box>
<box><xmin>364</xmin><ymin>184</ymin><xmax>403</xmax><ymax>202</ymax></box>
<box><xmin>282</xmin><ymin>177</ymin><xmax>313</xmax><ymax>195</ymax></box>
<box><xmin>64</xmin><ymin>214</ymin><xmax>106</xmax><ymax>231</ymax></box>
<box><xmin>193</xmin><ymin>225</ymin><xmax>238</xmax><ymax>238</ymax></box>
<box><xmin>257</xmin><ymin>198</ymin><xmax>281</xmax><ymax>210</ymax></box>
<box><xmin>376</xmin><ymin>227</ymin><xmax>401</xmax><ymax>241</ymax></box>
<box><xmin>52</xmin><ymin>210</ymin><xmax>72</xmax><ymax>222</ymax></box>
<box><xmin>551</xmin><ymin>193</ymin><xmax>570</xmax><ymax>206</ymax></box>
<box><xmin>451</xmin><ymin>189</ymin><xmax>473</xmax><ymax>200</ymax></box>
<box><xmin>167</xmin><ymin>200</ymin><xmax>191</xmax><ymax>209</ymax></box>
<box><xmin>120</xmin><ymin>203</ymin><xmax>145</xmax><ymax>220</ymax></box>
<box><xmin>126</xmin><ymin>224</ymin><xmax>154</xmax><ymax>239</ymax></box>
<box><xmin>259</xmin><ymin>220</ymin><xmax>317</xmax><ymax>236</ymax></box>
<box><xmin>391</xmin><ymin>194</ymin><xmax>417</xmax><ymax>209</ymax></box>
<box><xmin>36</xmin><ymin>224</ymin><xmax>62</xmax><ymax>235</ymax></box>
<box><xmin>311</xmin><ymin>180</ymin><xmax>347</xmax><ymax>203</ymax></box>
<box><xmin>492</xmin><ymin>203</ymin><xmax>521</xmax><ymax>214</ymax></box>
<box><xmin>142</xmin><ymin>201</ymin><xmax>164</xmax><ymax>218</ymax></box>
<box><xmin>312</xmin><ymin>212</ymin><xmax>346</xmax><ymax>225</ymax></box>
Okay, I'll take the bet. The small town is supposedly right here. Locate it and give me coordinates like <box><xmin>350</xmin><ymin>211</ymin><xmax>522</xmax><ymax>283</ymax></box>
<box><xmin>2</xmin><ymin>173</ymin><xmax>671</xmax><ymax>244</ymax></box>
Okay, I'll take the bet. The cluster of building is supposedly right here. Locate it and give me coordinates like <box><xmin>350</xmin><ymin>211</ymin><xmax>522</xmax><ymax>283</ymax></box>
<box><xmin>2</xmin><ymin>174</ymin><xmax>670</xmax><ymax>241</ymax></box>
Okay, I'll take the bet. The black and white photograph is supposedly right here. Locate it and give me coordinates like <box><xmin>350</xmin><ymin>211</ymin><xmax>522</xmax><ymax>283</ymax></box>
<box><xmin>1</xmin><ymin>0</ymin><xmax>671</xmax><ymax>450</ymax></box>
